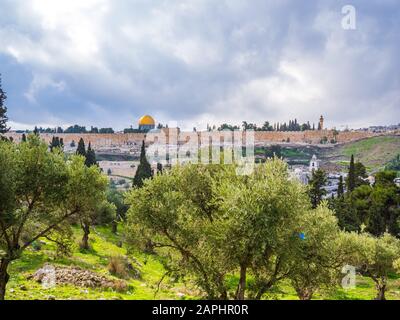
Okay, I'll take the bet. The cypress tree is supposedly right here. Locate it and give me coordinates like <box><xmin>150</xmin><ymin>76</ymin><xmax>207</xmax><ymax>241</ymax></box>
<box><xmin>354</xmin><ymin>161</ymin><xmax>367</xmax><ymax>187</ymax></box>
<box><xmin>76</xmin><ymin>138</ymin><xmax>86</xmax><ymax>157</ymax></box>
<box><xmin>133</xmin><ymin>140</ymin><xmax>153</xmax><ymax>187</ymax></box>
<box><xmin>347</xmin><ymin>154</ymin><xmax>356</xmax><ymax>192</ymax></box>
<box><xmin>308</xmin><ymin>168</ymin><xmax>327</xmax><ymax>209</ymax></box>
<box><xmin>50</xmin><ymin>136</ymin><xmax>55</xmax><ymax>151</ymax></box>
<box><xmin>337</xmin><ymin>175</ymin><xmax>344</xmax><ymax>197</ymax></box>
<box><xmin>157</xmin><ymin>162</ymin><xmax>163</xmax><ymax>175</ymax></box>
<box><xmin>49</xmin><ymin>136</ymin><xmax>60</xmax><ymax>151</ymax></box>
<box><xmin>85</xmin><ymin>142</ymin><xmax>97</xmax><ymax>167</ymax></box>
<box><xmin>49</xmin><ymin>136</ymin><xmax>65</xmax><ymax>151</ymax></box>
<box><xmin>0</xmin><ymin>74</ymin><xmax>9</xmax><ymax>134</ymax></box>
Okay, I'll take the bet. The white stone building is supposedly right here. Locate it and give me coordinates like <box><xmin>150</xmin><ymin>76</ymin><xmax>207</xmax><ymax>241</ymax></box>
<box><xmin>309</xmin><ymin>154</ymin><xmax>320</xmax><ymax>172</ymax></box>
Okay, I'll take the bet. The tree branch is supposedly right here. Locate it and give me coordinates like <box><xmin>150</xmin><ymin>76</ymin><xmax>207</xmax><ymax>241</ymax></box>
<box><xmin>154</xmin><ymin>271</ymin><xmax>169</xmax><ymax>298</ymax></box>
<box><xmin>15</xmin><ymin>196</ymin><xmax>37</xmax><ymax>244</ymax></box>
<box><xmin>21</xmin><ymin>208</ymin><xmax>79</xmax><ymax>250</ymax></box>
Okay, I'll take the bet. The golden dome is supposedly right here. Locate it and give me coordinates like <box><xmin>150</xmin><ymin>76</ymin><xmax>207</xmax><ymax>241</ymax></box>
<box><xmin>138</xmin><ymin>115</ymin><xmax>155</xmax><ymax>126</ymax></box>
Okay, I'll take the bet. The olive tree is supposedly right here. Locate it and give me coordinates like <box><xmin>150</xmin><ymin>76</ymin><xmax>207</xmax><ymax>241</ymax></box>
<box><xmin>126</xmin><ymin>164</ymin><xmax>230</xmax><ymax>299</ymax></box>
<box><xmin>214</xmin><ymin>159</ymin><xmax>310</xmax><ymax>299</ymax></box>
<box><xmin>287</xmin><ymin>203</ymin><xmax>347</xmax><ymax>300</ymax></box>
<box><xmin>126</xmin><ymin>159</ymin><xmax>313</xmax><ymax>300</ymax></box>
<box><xmin>0</xmin><ymin>135</ymin><xmax>107</xmax><ymax>300</ymax></box>
<box><xmin>352</xmin><ymin>233</ymin><xmax>400</xmax><ymax>300</ymax></box>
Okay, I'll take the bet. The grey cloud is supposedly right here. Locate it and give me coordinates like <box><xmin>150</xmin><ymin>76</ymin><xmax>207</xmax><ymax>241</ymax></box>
<box><xmin>0</xmin><ymin>0</ymin><xmax>398</xmax><ymax>130</ymax></box>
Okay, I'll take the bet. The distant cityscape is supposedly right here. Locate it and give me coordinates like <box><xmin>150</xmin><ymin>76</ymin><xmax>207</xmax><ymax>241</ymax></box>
<box><xmin>5</xmin><ymin>114</ymin><xmax>399</xmax><ymax>194</ymax></box>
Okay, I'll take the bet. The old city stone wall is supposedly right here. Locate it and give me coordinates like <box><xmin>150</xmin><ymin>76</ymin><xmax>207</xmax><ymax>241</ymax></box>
<box><xmin>5</xmin><ymin>132</ymin><xmax>146</xmax><ymax>148</ymax></box>
<box><xmin>4</xmin><ymin>129</ymin><xmax>394</xmax><ymax>148</ymax></box>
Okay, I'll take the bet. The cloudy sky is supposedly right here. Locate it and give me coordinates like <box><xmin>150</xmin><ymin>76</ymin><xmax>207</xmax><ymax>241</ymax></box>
<box><xmin>0</xmin><ymin>0</ymin><xmax>399</xmax><ymax>131</ymax></box>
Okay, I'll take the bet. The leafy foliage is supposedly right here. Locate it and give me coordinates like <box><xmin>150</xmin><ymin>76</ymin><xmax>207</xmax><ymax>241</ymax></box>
<box><xmin>287</xmin><ymin>204</ymin><xmax>343</xmax><ymax>299</ymax></box>
<box><xmin>0</xmin><ymin>135</ymin><xmax>108</xmax><ymax>299</ymax></box>
<box><xmin>386</xmin><ymin>154</ymin><xmax>400</xmax><ymax>172</ymax></box>
<box><xmin>126</xmin><ymin>159</ymin><xmax>313</xmax><ymax>299</ymax></box>
<box><xmin>348</xmin><ymin>233</ymin><xmax>400</xmax><ymax>300</ymax></box>
<box><xmin>334</xmin><ymin>173</ymin><xmax>400</xmax><ymax>236</ymax></box>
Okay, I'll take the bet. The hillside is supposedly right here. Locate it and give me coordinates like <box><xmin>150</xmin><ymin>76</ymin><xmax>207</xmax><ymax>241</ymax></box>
<box><xmin>322</xmin><ymin>135</ymin><xmax>400</xmax><ymax>172</ymax></box>
<box><xmin>6</xmin><ymin>225</ymin><xmax>400</xmax><ymax>300</ymax></box>
<box><xmin>6</xmin><ymin>226</ymin><xmax>196</xmax><ymax>300</ymax></box>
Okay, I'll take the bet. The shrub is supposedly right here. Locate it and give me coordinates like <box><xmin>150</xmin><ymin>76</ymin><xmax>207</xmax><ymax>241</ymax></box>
<box><xmin>108</xmin><ymin>256</ymin><xmax>129</xmax><ymax>279</ymax></box>
<box><xmin>113</xmin><ymin>280</ymin><xmax>129</xmax><ymax>292</ymax></box>
<box><xmin>107</xmin><ymin>255</ymin><xmax>141</xmax><ymax>279</ymax></box>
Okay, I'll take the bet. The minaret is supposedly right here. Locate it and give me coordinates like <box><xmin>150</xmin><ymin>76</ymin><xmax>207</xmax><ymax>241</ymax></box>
<box><xmin>319</xmin><ymin>115</ymin><xmax>324</xmax><ymax>131</ymax></box>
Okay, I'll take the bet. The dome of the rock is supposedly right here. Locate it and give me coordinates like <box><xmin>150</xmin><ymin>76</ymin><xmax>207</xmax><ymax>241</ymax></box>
<box><xmin>139</xmin><ymin>115</ymin><xmax>155</xmax><ymax>126</ymax></box>
<box><xmin>138</xmin><ymin>115</ymin><xmax>156</xmax><ymax>131</ymax></box>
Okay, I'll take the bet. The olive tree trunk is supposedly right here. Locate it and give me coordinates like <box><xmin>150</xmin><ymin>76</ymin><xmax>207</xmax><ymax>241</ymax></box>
<box><xmin>80</xmin><ymin>223</ymin><xmax>91</xmax><ymax>250</ymax></box>
<box><xmin>0</xmin><ymin>258</ymin><xmax>11</xmax><ymax>301</ymax></box>
<box><xmin>375</xmin><ymin>282</ymin><xmax>386</xmax><ymax>300</ymax></box>
<box><xmin>295</xmin><ymin>287</ymin><xmax>314</xmax><ymax>300</ymax></box>
<box><xmin>235</xmin><ymin>264</ymin><xmax>247</xmax><ymax>300</ymax></box>
<box><xmin>111</xmin><ymin>220</ymin><xmax>118</xmax><ymax>234</ymax></box>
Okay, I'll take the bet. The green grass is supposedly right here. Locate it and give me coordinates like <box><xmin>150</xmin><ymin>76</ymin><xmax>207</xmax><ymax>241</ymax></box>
<box><xmin>281</xmin><ymin>149</ymin><xmax>309</xmax><ymax>159</ymax></box>
<box><xmin>255</xmin><ymin>146</ymin><xmax>319</xmax><ymax>163</ymax></box>
<box><xmin>6</xmin><ymin>225</ymin><xmax>400</xmax><ymax>300</ymax></box>
<box><xmin>6</xmin><ymin>225</ymin><xmax>194</xmax><ymax>300</ymax></box>
<box><xmin>326</xmin><ymin>136</ymin><xmax>400</xmax><ymax>172</ymax></box>
<box><xmin>269</xmin><ymin>277</ymin><xmax>400</xmax><ymax>300</ymax></box>
<box><xmin>341</xmin><ymin>136</ymin><xmax>399</xmax><ymax>157</ymax></box>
